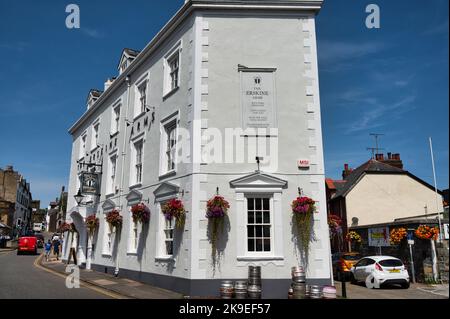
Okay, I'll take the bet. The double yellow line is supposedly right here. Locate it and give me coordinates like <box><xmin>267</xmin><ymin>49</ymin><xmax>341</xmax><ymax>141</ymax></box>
<box><xmin>33</xmin><ymin>253</ymin><xmax>129</xmax><ymax>299</ymax></box>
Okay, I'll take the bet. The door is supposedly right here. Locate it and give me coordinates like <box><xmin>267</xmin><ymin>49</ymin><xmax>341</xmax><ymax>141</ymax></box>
<box><xmin>353</xmin><ymin>258</ymin><xmax>368</xmax><ymax>281</ymax></box>
<box><xmin>361</xmin><ymin>258</ymin><xmax>376</xmax><ymax>281</ymax></box>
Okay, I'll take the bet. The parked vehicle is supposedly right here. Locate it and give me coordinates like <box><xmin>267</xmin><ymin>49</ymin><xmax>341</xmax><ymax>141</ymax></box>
<box><xmin>350</xmin><ymin>256</ymin><xmax>410</xmax><ymax>289</ymax></box>
<box><xmin>17</xmin><ymin>236</ymin><xmax>38</xmax><ymax>255</ymax></box>
<box><xmin>332</xmin><ymin>252</ymin><xmax>362</xmax><ymax>281</ymax></box>
<box><xmin>33</xmin><ymin>232</ymin><xmax>45</xmax><ymax>248</ymax></box>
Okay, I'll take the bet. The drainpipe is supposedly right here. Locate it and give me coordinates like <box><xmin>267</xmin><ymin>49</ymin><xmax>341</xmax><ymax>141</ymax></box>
<box><xmin>115</xmin><ymin>75</ymin><xmax>131</xmax><ymax>276</ymax></box>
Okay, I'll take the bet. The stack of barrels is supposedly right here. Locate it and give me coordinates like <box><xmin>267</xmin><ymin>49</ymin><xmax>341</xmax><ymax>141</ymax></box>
<box><xmin>291</xmin><ymin>266</ymin><xmax>307</xmax><ymax>299</ymax></box>
<box><xmin>247</xmin><ymin>266</ymin><xmax>262</xmax><ymax>299</ymax></box>
<box><xmin>322</xmin><ymin>286</ymin><xmax>337</xmax><ymax>299</ymax></box>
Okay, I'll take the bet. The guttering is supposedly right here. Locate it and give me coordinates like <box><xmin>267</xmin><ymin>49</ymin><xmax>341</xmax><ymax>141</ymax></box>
<box><xmin>68</xmin><ymin>0</ymin><xmax>323</xmax><ymax>135</ymax></box>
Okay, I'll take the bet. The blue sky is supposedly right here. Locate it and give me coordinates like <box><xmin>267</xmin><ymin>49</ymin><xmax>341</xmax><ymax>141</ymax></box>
<box><xmin>0</xmin><ymin>0</ymin><xmax>448</xmax><ymax>207</ymax></box>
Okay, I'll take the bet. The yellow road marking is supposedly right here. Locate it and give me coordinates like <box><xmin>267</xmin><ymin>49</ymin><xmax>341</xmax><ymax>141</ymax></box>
<box><xmin>33</xmin><ymin>253</ymin><xmax>128</xmax><ymax>299</ymax></box>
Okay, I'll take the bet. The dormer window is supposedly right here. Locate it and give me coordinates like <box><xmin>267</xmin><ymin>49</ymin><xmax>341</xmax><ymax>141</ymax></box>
<box><xmin>120</xmin><ymin>60</ymin><xmax>128</xmax><ymax>74</ymax></box>
<box><xmin>118</xmin><ymin>48</ymin><xmax>140</xmax><ymax>75</ymax></box>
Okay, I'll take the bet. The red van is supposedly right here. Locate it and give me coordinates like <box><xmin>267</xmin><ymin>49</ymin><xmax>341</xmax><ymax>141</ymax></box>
<box><xmin>17</xmin><ymin>236</ymin><xmax>38</xmax><ymax>255</ymax></box>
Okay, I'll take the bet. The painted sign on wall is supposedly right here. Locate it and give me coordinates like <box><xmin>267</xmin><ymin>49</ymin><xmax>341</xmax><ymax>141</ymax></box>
<box><xmin>240</xmin><ymin>68</ymin><xmax>277</xmax><ymax>129</ymax></box>
<box><xmin>368</xmin><ymin>227</ymin><xmax>390</xmax><ymax>247</ymax></box>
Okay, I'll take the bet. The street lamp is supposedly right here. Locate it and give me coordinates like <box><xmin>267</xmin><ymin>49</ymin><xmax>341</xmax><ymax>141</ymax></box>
<box><xmin>74</xmin><ymin>189</ymin><xmax>84</xmax><ymax>206</ymax></box>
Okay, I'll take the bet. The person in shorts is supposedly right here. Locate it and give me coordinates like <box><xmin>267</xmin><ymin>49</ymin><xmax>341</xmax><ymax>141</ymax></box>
<box><xmin>44</xmin><ymin>240</ymin><xmax>52</xmax><ymax>261</ymax></box>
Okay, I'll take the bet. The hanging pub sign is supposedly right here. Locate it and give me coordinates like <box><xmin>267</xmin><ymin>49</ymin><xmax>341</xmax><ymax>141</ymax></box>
<box><xmin>368</xmin><ymin>227</ymin><xmax>390</xmax><ymax>247</ymax></box>
<box><xmin>240</xmin><ymin>67</ymin><xmax>277</xmax><ymax>130</ymax></box>
<box><xmin>80</xmin><ymin>172</ymin><xmax>100</xmax><ymax>195</ymax></box>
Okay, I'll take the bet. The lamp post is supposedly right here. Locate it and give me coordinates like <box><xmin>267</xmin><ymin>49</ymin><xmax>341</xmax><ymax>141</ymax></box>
<box><xmin>73</xmin><ymin>189</ymin><xmax>95</xmax><ymax>270</ymax></box>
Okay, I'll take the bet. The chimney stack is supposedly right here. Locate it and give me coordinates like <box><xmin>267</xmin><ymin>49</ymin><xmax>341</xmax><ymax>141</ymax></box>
<box><xmin>342</xmin><ymin>164</ymin><xmax>353</xmax><ymax>180</ymax></box>
<box><xmin>375</xmin><ymin>153</ymin><xmax>384</xmax><ymax>161</ymax></box>
<box><xmin>380</xmin><ymin>152</ymin><xmax>403</xmax><ymax>169</ymax></box>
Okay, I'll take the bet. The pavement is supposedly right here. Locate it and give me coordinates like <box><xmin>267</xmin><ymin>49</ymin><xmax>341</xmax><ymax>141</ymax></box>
<box><xmin>334</xmin><ymin>281</ymin><xmax>449</xmax><ymax>299</ymax></box>
<box><xmin>40</xmin><ymin>254</ymin><xmax>184</xmax><ymax>299</ymax></box>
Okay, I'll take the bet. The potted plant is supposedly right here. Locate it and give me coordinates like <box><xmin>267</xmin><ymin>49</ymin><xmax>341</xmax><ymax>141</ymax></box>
<box><xmin>389</xmin><ymin>227</ymin><xmax>407</xmax><ymax>245</ymax></box>
<box><xmin>131</xmin><ymin>203</ymin><xmax>150</xmax><ymax>224</ymax></box>
<box><xmin>162</xmin><ymin>198</ymin><xmax>186</xmax><ymax>229</ymax></box>
<box><xmin>328</xmin><ymin>214</ymin><xmax>343</xmax><ymax>238</ymax></box>
<box><xmin>206</xmin><ymin>195</ymin><xmax>230</xmax><ymax>269</ymax></box>
<box><xmin>106</xmin><ymin>209</ymin><xmax>123</xmax><ymax>231</ymax></box>
<box><xmin>291</xmin><ymin>196</ymin><xmax>316</xmax><ymax>259</ymax></box>
<box><xmin>415</xmin><ymin>225</ymin><xmax>439</xmax><ymax>240</ymax></box>
<box><xmin>85</xmin><ymin>215</ymin><xmax>99</xmax><ymax>236</ymax></box>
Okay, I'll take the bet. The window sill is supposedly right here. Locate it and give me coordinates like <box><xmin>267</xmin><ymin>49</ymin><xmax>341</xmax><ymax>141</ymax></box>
<box><xmin>159</xmin><ymin>170</ymin><xmax>176</xmax><ymax>181</ymax></box>
<box><xmin>127</xmin><ymin>251</ymin><xmax>138</xmax><ymax>256</ymax></box>
<box><xmin>155</xmin><ymin>256</ymin><xmax>175</xmax><ymax>262</ymax></box>
<box><xmin>101</xmin><ymin>252</ymin><xmax>112</xmax><ymax>257</ymax></box>
<box><xmin>110</xmin><ymin>131</ymin><xmax>119</xmax><ymax>139</ymax></box>
<box><xmin>133</xmin><ymin>111</ymin><xmax>146</xmax><ymax>121</ymax></box>
<box><xmin>105</xmin><ymin>193</ymin><xmax>115</xmax><ymax>198</ymax></box>
<box><xmin>129</xmin><ymin>183</ymin><xmax>142</xmax><ymax>190</ymax></box>
<box><xmin>237</xmin><ymin>256</ymin><xmax>284</xmax><ymax>261</ymax></box>
<box><xmin>162</xmin><ymin>86</ymin><xmax>179</xmax><ymax>101</ymax></box>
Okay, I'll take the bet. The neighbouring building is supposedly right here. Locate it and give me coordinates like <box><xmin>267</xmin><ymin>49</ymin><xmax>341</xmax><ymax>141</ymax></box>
<box><xmin>0</xmin><ymin>165</ymin><xmax>33</xmax><ymax>236</ymax></box>
<box><xmin>65</xmin><ymin>0</ymin><xmax>329</xmax><ymax>298</ymax></box>
<box><xmin>47</xmin><ymin>186</ymin><xmax>68</xmax><ymax>233</ymax></box>
<box><xmin>31</xmin><ymin>200</ymin><xmax>46</xmax><ymax>228</ymax></box>
<box><xmin>325</xmin><ymin>153</ymin><xmax>448</xmax><ymax>282</ymax></box>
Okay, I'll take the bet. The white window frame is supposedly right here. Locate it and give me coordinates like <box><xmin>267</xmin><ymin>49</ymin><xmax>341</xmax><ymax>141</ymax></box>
<box><xmin>107</xmin><ymin>154</ymin><xmax>117</xmax><ymax>195</ymax></box>
<box><xmin>127</xmin><ymin>212</ymin><xmax>140</xmax><ymax>255</ymax></box>
<box><xmin>111</xmin><ymin>102</ymin><xmax>121</xmax><ymax>135</ymax></box>
<box><xmin>245</xmin><ymin>195</ymin><xmax>274</xmax><ymax>256</ymax></box>
<box><xmin>234</xmin><ymin>187</ymin><xmax>284</xmax><ymax>263</ymax></box>
<box><xmin>79</xmin><ymin>133</ymin><xmax>87</xmax><ymax>159</ymax></box>
<box><xmin>91</xmin><ymin>121</ymin><xmax>100</xmax><ymax>151</ymax></box>
<box><xmin>134</xmin><ymin>74</ymin><xmax>149</xmax><ymax>119</ymax></box>
<box><xmin>130</xmin><ymin>138</ymin><xmax>144</xmax><ymax>187</ymax></box>
<box><xmin>156</xmin><ymin>202</ymin><xmax>175</xmax><ymax>259</ymax></box>
<box><xmin>159</xmin><ymin>112</ymin><xmax>179</xmax><ymax>178</ymax></box>
<box><xmin>102</xmin><ymin>217</ymin><xmax>113</xmax><ymax>256</ymax></box>
<box><xmin>163</xmin><ymin>41</ymin><xmax>182</xmax><ymax>97</ymax></box>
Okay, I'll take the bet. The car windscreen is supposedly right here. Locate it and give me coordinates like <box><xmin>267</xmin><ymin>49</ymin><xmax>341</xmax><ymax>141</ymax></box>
<box><xmin>343</xmin><ymin>254</ymin><xmax>361</xmax><ymax>261</ymax></box>
<box><xmin>379</xmin><ymin>259</ymin><xmax>403</xmax><ymax>267</ymax></box>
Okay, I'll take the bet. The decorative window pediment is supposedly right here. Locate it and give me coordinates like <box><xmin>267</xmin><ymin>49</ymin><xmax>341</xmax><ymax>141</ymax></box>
<box><xmin>229</xmin><ymin>172</ymin><xmax>288</xmax><ymax>189</ymax></box>
<box><xmin>102</xmin><ymin>199</ymin><xmax>117</xmax><ymax>211</ymax></box>
<box><xmin>153</xmin><ymin>182</ymin><xmax>179</xmax><ymax>202</ymax></box>
<box><xmin>126</xmin><ymin>189</ymin><xmax>143</xmax><ymax>205</ymax></box>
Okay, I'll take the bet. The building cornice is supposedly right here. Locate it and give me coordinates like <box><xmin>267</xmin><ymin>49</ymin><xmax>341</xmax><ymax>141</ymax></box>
<box><xmin>68</xmin><ymin>0</ymin><xmax>323</xmax><ymax>135</ymax></box>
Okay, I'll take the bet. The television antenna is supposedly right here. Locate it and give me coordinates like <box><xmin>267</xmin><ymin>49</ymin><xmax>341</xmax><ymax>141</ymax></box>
<box><xmin>367</xmin><ymin>133</ymin><xmax>385</xmax><ymax>159</ymax></box>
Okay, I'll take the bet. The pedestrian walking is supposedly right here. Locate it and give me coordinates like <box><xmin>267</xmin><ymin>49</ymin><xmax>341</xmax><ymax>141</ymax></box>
<box><xmin>44</xmin><ymin>240</ymin><xmax>52</xmax><ymax>261</ymax></box>
<box><xmin>53</xmin><ymin>238</ymin><xmax>61</xmax><ymax>261</ymax></box>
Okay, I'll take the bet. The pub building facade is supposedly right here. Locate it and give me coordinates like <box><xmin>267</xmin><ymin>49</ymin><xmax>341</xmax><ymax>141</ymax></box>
<box><xmin>64</xmin><ymin>0</ymin><xmax>330</xmax><ymax>298</ymax></box>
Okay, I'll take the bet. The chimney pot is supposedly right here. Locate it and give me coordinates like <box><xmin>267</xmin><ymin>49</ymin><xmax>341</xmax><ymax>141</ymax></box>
<box><xmin>387</xmin><ymin>152</ymin><xmax>392</xmax><ymax>159</ymax></box>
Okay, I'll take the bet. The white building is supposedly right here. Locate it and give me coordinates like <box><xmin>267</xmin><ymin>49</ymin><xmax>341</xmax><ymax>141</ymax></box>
<box><xmin>65</xmin><ymin>0</ymin><xmax>330</xmax><ymax>297</ymax></box>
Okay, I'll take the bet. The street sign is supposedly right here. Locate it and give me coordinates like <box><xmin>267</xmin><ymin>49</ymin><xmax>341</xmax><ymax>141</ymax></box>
<box><xmin>408</xmin><ymin>239</ymin><xmax>414</xmax><ymax>245</ymax></box>
<box><xmin>80</xmin><ymin>172</ymin><xmax>100</xmax><ymax>195</ymax></box>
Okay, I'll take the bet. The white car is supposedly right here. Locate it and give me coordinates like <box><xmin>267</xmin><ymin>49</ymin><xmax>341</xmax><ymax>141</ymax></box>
<box><xmin>350</xmin><ymin>256</ymin><xmax>410</xmax><ymax>289</ymax></box>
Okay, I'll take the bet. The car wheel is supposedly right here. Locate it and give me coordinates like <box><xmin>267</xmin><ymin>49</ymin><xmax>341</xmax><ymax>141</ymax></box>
<box><xmin>17</xmin><ymin>251</ymin><xmax>21</xmax><ymax>255</ymax></box>
<box><xmin>365</xmin><ymin>275</ymin><xmax>376</xmax><ymax>289</ymax></box>
<box><xmin>401</xmin><ymin>282</ymin><xmax>410</xmax><ymax>289</ymax></box>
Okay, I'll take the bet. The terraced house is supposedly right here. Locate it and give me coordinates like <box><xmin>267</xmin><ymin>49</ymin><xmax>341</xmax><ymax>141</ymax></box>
<box><xmin>65</xmin><ymin>0</ymin><xmax>330</xmax><ymax>297</ymax></box>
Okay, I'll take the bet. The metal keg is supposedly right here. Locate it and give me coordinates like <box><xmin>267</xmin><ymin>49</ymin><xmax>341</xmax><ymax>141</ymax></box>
<box><xmin>305</xmin><ymin>285</ymin><xmax>311</xmax><ymax>299</ymax></box>
<box><xmin>234</xmin><ymin>281</ymin><xmax>248</xmax><ymax>299</ymax></box>
<box><xmin>248</xmin><ymin>266</ymin><xmax>262</xmax><ymax>285</ymax></box>
<box><xmin>247</xmin><ymin>284</ymin><xmax>262</xmax><ymax>299</ymax></box>
<box><xmin>322</xmin><ymin>286</ymin><xmax>337</xmax><ymax>299</ymax></box>
<box><xmin>309</xmin><ymin>285</ymin><xmax>322</xmax><ymax>299</ymax></box>
<box><xmin>220</xmin><ymin>281</ymin><xmax>234</xmax><ymax>299</ymax></box>
<box><xmin>292</xmin><ymin>282</ymin><xmax>307</xmax><ymax>299</ymax></box>
<box><xmin>291</xmin><ymin>266</ymin><xmax>306</xmax><ymax>283</ymax></box>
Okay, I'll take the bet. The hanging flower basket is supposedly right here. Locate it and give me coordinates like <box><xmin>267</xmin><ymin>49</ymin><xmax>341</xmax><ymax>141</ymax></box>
<box><xmin>106</xmin><ymin>209</ymin><xmax>123</xmax><ymax>229</ymax></box>
<box><xmin>345</xmin><ymin>231</ymin><xmax>362</xmax><ymax>243</ymax></box>
<box><xmin>390</xmin><ymin>227</ymin><xmax>407</xmax><ymax>245</ymax></box>
<box><xmin>85</xmin><ymin>215</ymin><xmax>99</xmax><ymax>236</ymax></box>
<box><xmin>162</xmin><ymin>198</ymin><xmax>186</xmax><ymax>229</ymax></box>
<box><xmin>291</xmin><ymin>196</ymin><xmax>316</xmax><ymax>259</ymax></box>
<box><xmin>206</xmin><ymin>195</ymin><xmax>230</xmax><ymax>269</ymax></box>
<box><xmin>415</xmin><ymin>225</ymin><xmax>439</xmax><ymax>240</ymax></box>
<box><xmin>131</xmin><ymin>203</ymin><xmax>150</xmax><ymax>224</ymax></box>
<box><xmin>58</xmin><ymin>222</ymin><xmax>71</xmax><ymax>233</ymax></box>
<box><xmin>328</xmin><ymin>214</ymin><xmax>343</xmax><ymax>238</ymax></box>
